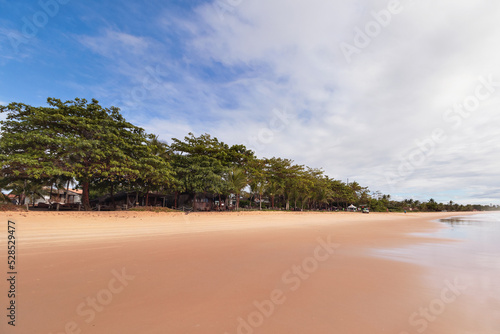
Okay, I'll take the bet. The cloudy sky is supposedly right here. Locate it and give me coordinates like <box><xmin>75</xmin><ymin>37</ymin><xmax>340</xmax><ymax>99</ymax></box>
<box><xmin>1</xmin><ymin>0</ymin><xmax>499</xmax><ymax>204</ymax></box>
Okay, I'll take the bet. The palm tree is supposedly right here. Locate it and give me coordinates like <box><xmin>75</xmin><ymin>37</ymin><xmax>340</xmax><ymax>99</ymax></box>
<box><xmin>250</xmin><ymin>180</ymin><xmax>267</xmax><ymax>210</ymax></box>
<box><xmin>149</xmin><ymin>135</ymin><xmax>170</xmax><ymax>160</ymax></box>
<box><xmin>49</xmin><ymin>176</ymin><xmax>75</xmax><ymax>203</ymax></box>
<box><xmin>314</xmin><ymin>181</ymin><xmax>334</xmax><ymax>210</ymax></box>
<box><xmin>226</xmin><ymin>167</ymin><xmax>248</xmax><ymax>211</ymax></box>
<box><xmin>4</xmin><ymin>180</ymin><xmax>48</xmax><ymax>207</ymax></box>
<box><xmin>265</xmin><ymin>180</ymin><xmax>282</xmax><ymax>209</ymax></box>
<box><xmin>0</xmin><ymin>192</ymin><xmax>10</xmax><ymax>203</ymax></box>
<box><xmin>248</xmin><ymin>159</ymin><xmax>268</xmax><ymax>210</ymax></box>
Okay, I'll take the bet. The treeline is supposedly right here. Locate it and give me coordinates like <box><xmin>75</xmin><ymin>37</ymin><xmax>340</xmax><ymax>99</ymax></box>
<box><xmin>0</xmin><ymin>98</ymin><xmax>496</xmax><ymax>212</ymax></box>
<box><xmin>368</xmin><ymin>195</ymin><xmax>498</xmax><ymax>213</ymax></box>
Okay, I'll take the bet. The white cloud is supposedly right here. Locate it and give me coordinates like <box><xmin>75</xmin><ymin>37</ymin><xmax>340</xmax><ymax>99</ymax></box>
<box><xmin>79</xmin><ymin>29</ymin><xmax>150</xmax><ymax>58</ymax></box>
<box><xmin>75</xmin><ymin>0</ymin><xmax>500</xmax><ymax>204</ymax></box>
<box><xmin>183</xmin><ymin>0</ymin><xmax>500</xmax><ymax>203</ymax></box>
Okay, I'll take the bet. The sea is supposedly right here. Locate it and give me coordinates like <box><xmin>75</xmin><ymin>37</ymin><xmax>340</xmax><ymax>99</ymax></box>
<box><xmin>376</xmin><ymin>212</ymin><xmax>500</xmax><ymax>333</ymax></box>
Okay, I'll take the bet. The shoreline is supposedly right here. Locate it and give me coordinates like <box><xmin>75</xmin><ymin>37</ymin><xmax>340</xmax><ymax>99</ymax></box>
<box><xmin>0</xmin><ymin>211</ymin><xmax>482</xmax><ymax>333</ymax></box>
<box><xmin>4</xmin><ymin>211</ymin><xmax>473</xmax><ymax>249</ymax></box>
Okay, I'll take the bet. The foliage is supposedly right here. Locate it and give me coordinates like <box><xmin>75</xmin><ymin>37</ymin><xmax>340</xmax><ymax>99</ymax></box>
<box><xmin>0</xmin><ymin>98</ymin><xmax>171</xmax><ymax>209</ymax></box>
<box><xmin>169</xmin><ymin>133</ymin><xmax>228</xmax><ymax>200</ymax></box>
<box><xmin>1</xmin><ymin>98</ymin><xmax>497</xmax><ymax>212</ymax></box>
<box><xmin>225</xmin><ymin>167</ymin><xmax>248</xmax><ymax>211</ymax></box>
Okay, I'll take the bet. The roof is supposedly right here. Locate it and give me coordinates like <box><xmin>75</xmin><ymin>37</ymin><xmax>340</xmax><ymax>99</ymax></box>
<box><xmin>67</xmin><ymin>188</ymin><xmax>83</xmax><ymax>195</ymax></box>
<box><xmin>43</xmin><ymin>187</ymin><xmax>83</xmax><ymax>195</ymax></box>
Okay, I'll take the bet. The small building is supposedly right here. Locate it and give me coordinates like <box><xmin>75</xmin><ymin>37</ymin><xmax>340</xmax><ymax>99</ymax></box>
<box><xmin>91</xmin><ymin>191</ymin><xmax>168</xmax><ymax>209</ymax></box>
<box><xmin>7</xmin><ymin>193</ymin><xmax>19</xmax><ymax>205</ymax></box>
<box><xmin>34</xmin><ymin>188</ymin><xmax>83</xmax><ymax>205</ymax></box>
<box><xmin>55</xmin><ymin>188</ymin><xmax>83</xmax><ymax>204</ymax></box>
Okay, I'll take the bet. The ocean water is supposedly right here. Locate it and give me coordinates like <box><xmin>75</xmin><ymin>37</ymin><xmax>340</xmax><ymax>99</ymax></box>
<box><xmin>376</xmin><ymin>213</ymin><xmax>500</xmax><ymax>268</ymax></box>
<box><xmin>375</xmin><ymin>213</ymin><xmax>500</xmax><ymax>333</ymax></box>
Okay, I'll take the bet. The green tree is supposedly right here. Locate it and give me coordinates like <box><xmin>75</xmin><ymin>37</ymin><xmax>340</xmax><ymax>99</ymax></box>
<box><xmin>225</xmin><ymin>167</ymin><xmax>248</xmax><ymax>210</ymax></box>
<box><xmin>134</xmin><ymin>134</ymin><xmax>173</xmax><ymax>207</ymax></box>
<box><xmin>248</xmin><ymin>158</ymin><xmax>267</xmax><ymax>210</ymax></box>
<box><xmin>169</xmin><ymin>133</ymin><xmax>228</xmax><ymax>210</ymax></box>
<box><xmin>263</xmin><ymin>157</ymin><xmax>295</xmax><ymax>209</ymax></box>
<box><xmin>1</xmin><ymin>98</ymin><xmax>169</xmax><ymax>210</ymax></box>
<box><xmin>2</xmin><ymin>179</ymin><xmax>47</xmax><ymax>207</ymax></box>
<box><xmin>427</xmin><ymin>198</ymin><xmax>438</xmax><ymax>211</ymax></box>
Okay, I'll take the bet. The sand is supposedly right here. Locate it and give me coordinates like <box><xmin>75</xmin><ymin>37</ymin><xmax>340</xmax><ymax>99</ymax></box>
<box><xmin>0</xmin><ymin>211</ymin><xmax>486</xmax><ymax>334</ymax></box>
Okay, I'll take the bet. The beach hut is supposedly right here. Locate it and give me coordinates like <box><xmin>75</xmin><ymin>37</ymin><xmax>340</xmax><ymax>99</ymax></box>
<box><xmin>347</xmin><ymin>204</ymin><xmax>357</xmax><ymax>212</ymax></box>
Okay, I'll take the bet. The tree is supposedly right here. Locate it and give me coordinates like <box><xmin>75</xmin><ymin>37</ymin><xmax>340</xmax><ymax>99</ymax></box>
<box><xmin>265</xmin><ymin>179</ymin><xmax>281</xmax><ymax>209</ymax></box>
<box><xmin>310</xmin><ymin>171</ymin><xmax>333</xmax><ymax>210</ymax></box>
<box><xmin>330</xmin><ymin>180</ymin><xmax>354</xmax><ymax>209</ymax></box>
<box><xmin>0</xmin><ymin>102</ymin><xmax>70</xmax><ymax>191</ymax></box>
<box><xmin>1</xmin><ymin>98</ymin><xmax>169</xmax><ymax>210</ymax></box>
<box><xmin>169</xmin><ymin>133</ymin><xmax>228</xmax><ymax>210</ymax></box>
<box><xmin>1</xmin><ymin>179</ymin><xmax>47</xmax><ymax>207</ymax></box>
<box><xmin>225</xmin><ymin>167</ymin><xmax>248</xmax><ymax>210</ymax></box>
<box><xmin>248</xmin><ymin>158</ymin><xmax>267</xmax><ymax>210</ymax></box>
<box><xmin>263</xmin><ymin>157</ymin><xmax>296</xmax><ymax>209</ymax></box>
<box><xmin>427</xmin><ymin>198</ymin><xmax>438</xmax><ymax>211</ymax></box>
<box><xmin>294</xmin><ymin>172</ymin><xmax>314</xmax><ymax>210</ymax></box>
<box><xmin>134</xmin><ymin>134</ymin><xmax>173</xmax><ymax>207</ymax></box>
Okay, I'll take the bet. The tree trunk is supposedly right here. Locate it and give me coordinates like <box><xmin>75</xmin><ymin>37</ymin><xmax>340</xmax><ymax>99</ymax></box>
<box><xmin>236</xmin><ymin>193</ymin><xmax>240</xmax><ymax>211</ymax></box>
<box><xmin>174</xmin><ymin>191</ymin><xmax>179</xmax><ymax>209</ymax></box>
<box><xmin>286</xmin><ymin>199</ymin><xmax>290</xmax><ymax>211</ymax></box>
<box><xmin>218</xmin><ymin>194</ymin><xmax>222</xmax><ymax>210</ymax></box>
<box><xmin>22</xmin><ymin>179</ymin><xmax>27</xmax><ymax>205</ymax></box>
<box><xmin>259</xmin><ymin>193</ymin><xmax>262</xmax><ymax>210</ymax></box>
<box><xmin>65</xmin><ymin>179</ymin><xmax>70</xmax><ymax>203</ymax></box>
<box><xmin>82</xmin><ymin>181</ymin><xmax>90</xmax><ymax>210</ymax></box>
<box><xmin>193</xmin><ymin>192</ymin><xmax>197</xmax><ymax>211</ymax></box>
<box><xmin>110</xmin><ymin>184</ymin><xmax>115</xmax><ymax>210</ymax></box>
<box><xmin>49</xmin><ymin>183</ymin><xmax>54</xmax><ymax>204</ymax></box>
<box><xmin>271</xmin><ymin>195</ymin><xmax>275</xmax><ymax>209</ymax></box>
<box><xmin>145</xmin><ymin>188</ymin><xmax>150</xmax><ymax>207</ymax></box>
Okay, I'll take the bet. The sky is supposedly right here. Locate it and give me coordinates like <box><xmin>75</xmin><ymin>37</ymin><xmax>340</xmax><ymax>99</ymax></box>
<box><xmin>1</xmin><ymin>0</ymin><xmax>499</xmax><ymax>205</ymax></box>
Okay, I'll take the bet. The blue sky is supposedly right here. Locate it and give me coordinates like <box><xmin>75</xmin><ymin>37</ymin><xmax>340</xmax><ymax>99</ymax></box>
<box><xmin>1</xmin><ymin>0</ymin><xmax>500</xmax><ymax>205</ymax></box>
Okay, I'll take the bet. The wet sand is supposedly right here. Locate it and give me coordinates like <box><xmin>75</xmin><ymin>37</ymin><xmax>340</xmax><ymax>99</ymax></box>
<box><xmin>0</xmin><ymin>211</ymin><xmax>485</xmax><ymax>334</ymax></box>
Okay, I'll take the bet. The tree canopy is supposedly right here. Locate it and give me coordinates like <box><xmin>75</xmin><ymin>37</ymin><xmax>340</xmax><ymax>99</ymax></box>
<box><xmin>1</xmin><ymin>98</ymin><xmax>493</xmax><ymax>212</ymax></box>
<box><xmin>0</xmin><ymin>98</ymin><xmax>172</xmax><ymax>209</ymax></box>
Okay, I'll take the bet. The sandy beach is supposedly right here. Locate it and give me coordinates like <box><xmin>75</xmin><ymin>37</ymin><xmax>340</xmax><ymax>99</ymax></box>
<box><xmin>0</xmin><ymin>211</ymin><xmax>488</xmax><ymax>334</ymax></box>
